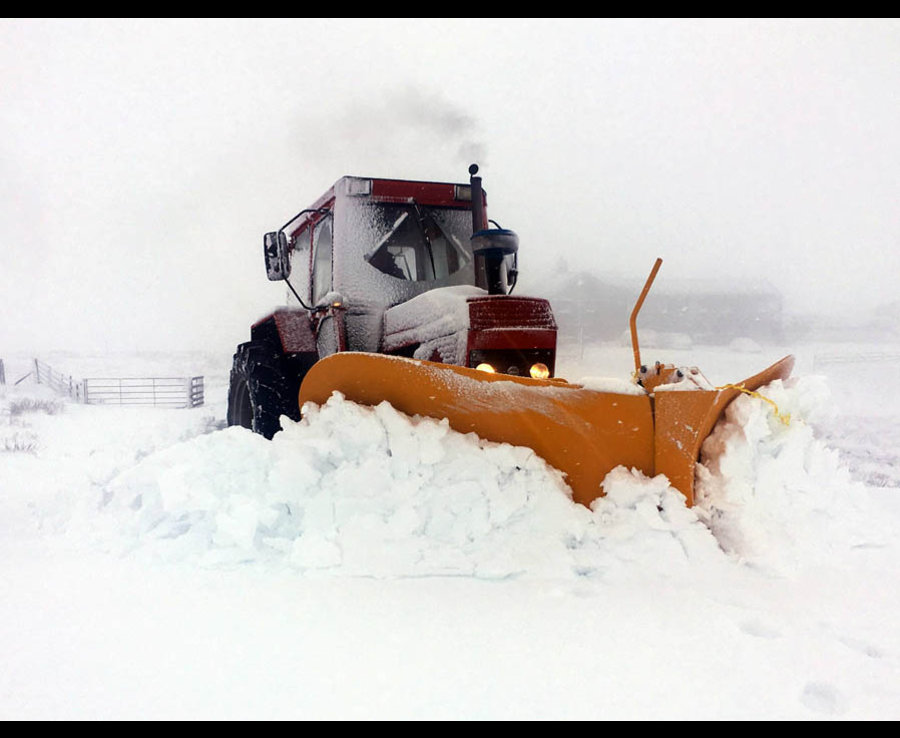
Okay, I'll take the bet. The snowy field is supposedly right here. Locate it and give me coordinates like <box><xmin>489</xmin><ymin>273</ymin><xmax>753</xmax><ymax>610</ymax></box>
<box><xmin>1</xmin><ymin>339</ymin><xmax>899</xmax><ymax>720</ymax></box>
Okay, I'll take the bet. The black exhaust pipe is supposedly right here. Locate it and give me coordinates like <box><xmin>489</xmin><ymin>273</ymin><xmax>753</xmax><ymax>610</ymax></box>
<box><xmin>469</xmin><ymin>163</ymin><xmax>486</xmax><ymax>233</ymax></box>
<box><xmin>469</xmin><ymin>164</ymin><xmax>518</xmax><ymax>295</ymax></box>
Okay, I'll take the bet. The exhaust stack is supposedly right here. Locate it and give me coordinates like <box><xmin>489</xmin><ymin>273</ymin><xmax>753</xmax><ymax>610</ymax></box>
<box><xmin>469</xmin><ymin>163</ymin><xmax>486</xmax><ymax>233</ymax></box>
<box><xmin>469</xmin><ymin>164</ymin><xmax>519</xmax><ymax>295</ymax></box>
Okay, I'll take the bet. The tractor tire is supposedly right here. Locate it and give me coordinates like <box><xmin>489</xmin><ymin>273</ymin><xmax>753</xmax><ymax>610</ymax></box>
<box><xmin>227</xmin><ymin>341</ymin><xmax>303</xmax><ymax>439</ymax></box>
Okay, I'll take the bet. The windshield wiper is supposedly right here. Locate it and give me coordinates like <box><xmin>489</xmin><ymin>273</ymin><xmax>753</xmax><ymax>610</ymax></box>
<box><xmin>365</xmin><ymin>210</ymin><xmax>410</xmax><ymax>260</ymax></box>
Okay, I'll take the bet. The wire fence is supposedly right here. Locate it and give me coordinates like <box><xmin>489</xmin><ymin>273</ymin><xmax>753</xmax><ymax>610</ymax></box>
<box><xmin>30</xmin><ymin>359</ymin><xmax>204</xmax><ymax>408</ymax></box>
<box><xmin>33</xmin><ymin>359</ymin><xmax>84</xmax><ymax>401</ymax></box>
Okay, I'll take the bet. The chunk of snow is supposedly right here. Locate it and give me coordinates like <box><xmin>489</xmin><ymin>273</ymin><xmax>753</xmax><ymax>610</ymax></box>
<box><xmin>577</xmin><ymin>376</ymin><xmax>647</xmax><ymax>395</ymax></box>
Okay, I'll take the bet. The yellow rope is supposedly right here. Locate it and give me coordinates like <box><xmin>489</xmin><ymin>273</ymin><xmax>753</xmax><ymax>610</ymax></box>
<box><xmin>716</xmin><ymin>384</ymin><xmax>791</xmax><ymax>425</ymax></box>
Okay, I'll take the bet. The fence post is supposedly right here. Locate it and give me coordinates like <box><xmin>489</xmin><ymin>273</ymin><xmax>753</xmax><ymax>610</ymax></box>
<box><xmin>0</xmin><ymin>358</ymin><xmax>5</xmax><ymax>385</ymax></box>
<box><xmin>33</xmin><ymin>359</ymin><xmax>40</xmax><ymax>384</ymax></box>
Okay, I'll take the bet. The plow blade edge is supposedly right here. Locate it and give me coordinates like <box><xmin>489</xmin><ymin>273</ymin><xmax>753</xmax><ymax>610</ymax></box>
<box><xmin>298</xmin><ymin>353</ymin><xmax>794</xmax><ymax>508</ymax></box>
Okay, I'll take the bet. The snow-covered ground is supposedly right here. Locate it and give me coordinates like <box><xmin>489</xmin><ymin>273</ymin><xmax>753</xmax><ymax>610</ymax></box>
<box><xmin>1</xmin><ymin>340</ymin><xmax>898</xmax><ymax>720</ymax></box>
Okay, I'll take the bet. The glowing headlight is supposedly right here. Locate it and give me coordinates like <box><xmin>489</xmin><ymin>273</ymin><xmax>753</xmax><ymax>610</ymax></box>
<box><xmin>529</xmin><ymin>362</ymin><xmax>550</xmax><ymax>380</ymax></box>
<box><xmin>475</xmin><ymin>363</ymin><xmax>496</xmax><ymax>373</ymax></box>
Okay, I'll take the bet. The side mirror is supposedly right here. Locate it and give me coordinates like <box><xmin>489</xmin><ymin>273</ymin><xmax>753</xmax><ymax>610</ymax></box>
<box><xmin>263</xmin><ymin>231</ymin><xmax>291</xmax><ymax>281</ymax></box>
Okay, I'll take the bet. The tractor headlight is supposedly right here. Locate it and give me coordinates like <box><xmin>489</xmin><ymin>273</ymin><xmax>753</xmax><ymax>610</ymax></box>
<box><xmin>529</xmin><ymin>362</ymin><xmax>550</xmax><ymax>380</ymax></box>
<box><xmin>476</xmin><ymin>363</ymin><xmax>496</xmax><ymax>373</ymax></box>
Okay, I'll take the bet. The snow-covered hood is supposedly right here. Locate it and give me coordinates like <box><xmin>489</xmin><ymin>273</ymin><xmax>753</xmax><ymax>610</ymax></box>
<box><xmin>381</xmin><ymin>285</ymin><xmax>488</xmax><ymax>363</ymax></box>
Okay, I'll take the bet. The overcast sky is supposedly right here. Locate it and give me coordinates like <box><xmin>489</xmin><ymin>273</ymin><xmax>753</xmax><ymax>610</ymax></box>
<box><xmin>2</xmin><ymin>18</ymin><xmax>898</xmax><ymax>353</ymax></box>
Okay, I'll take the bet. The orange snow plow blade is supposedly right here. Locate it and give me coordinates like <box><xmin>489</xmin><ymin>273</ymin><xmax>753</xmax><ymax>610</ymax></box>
<box><xmin>298</xmin><ymin>352</ymin><xmax>794</xmax><ymax>508</ymax></box>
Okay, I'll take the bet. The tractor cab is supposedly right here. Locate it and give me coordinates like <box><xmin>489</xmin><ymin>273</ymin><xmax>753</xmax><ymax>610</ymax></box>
<box><xmin>233</xmin><ymin>165</ymin><xmax>555</xmax><ymax>439</ymax></box>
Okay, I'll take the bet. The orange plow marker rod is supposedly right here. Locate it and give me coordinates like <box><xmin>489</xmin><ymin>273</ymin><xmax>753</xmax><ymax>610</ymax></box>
<box><xmin>630</xmin><ymin>258</ymin><xmax>663</xmax><ymax>376</ymax></box>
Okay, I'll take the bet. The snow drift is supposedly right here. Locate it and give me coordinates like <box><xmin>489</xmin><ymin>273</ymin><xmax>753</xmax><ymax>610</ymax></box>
<box><xmin>79</xmin><ymin>374</ymin><xmax>877</xmax><ymax>581</ymax></box>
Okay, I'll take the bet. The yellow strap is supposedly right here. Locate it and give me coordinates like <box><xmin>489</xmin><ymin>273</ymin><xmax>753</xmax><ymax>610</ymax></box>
<box><xmin>716</xmin><ymin>383</ymin><xmax>791</xmax><ymax>425</ymax></box>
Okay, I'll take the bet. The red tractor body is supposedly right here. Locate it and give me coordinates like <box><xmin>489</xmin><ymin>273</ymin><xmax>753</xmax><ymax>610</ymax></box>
<box><xmin>228</xmin><ymin>166</ymin><xmax>557</xmax><ymax>438</ymax></box>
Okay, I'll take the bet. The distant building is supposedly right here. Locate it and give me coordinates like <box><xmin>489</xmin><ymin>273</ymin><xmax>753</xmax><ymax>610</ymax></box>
<box><xmin>540</xmin><ymin>270</ymin><xmax>785</xmax><ymax>346</ymax></box>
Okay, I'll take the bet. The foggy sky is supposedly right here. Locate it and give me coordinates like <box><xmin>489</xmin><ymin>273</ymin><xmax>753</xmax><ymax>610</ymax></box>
<box><xmin>1</xmin><ymin>18</ymin><xmax>898</xmax><ymax>354</ymax></box>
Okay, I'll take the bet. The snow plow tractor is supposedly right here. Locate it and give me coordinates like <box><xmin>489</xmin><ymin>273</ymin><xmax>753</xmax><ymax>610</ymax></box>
<box><xmin>228</xmin><ymin>165</ymin><xmax>794</xmax><ymax>508</ymax></box>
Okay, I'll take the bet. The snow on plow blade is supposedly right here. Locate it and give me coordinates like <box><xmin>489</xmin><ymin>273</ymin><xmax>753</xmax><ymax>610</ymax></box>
<box><xmin>298</xmin><ymin>353</ymin><xmax>794</xmax><ymax>508</ymax></box>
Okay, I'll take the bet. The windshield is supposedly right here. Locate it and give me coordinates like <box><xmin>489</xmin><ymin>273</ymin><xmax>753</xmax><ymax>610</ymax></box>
<box><xmin>363</xmin><ymin>203</ymin><xmax>472</xmax><ymax>281</ymax></box>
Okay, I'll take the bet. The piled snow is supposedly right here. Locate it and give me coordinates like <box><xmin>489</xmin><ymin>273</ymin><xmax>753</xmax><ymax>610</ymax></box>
<box><xmin>577</xmin><ymin>376</ymin><xmax>646</xmax><ymax>395</ymax></box>
<box><xmin>695</xmin><ymin>375</ymin><xmax>884</xmax><ymax>573</ymax></box>
<box><xmin>93</xmin><ymin>393</ymin><xmax>722</xmax><ymax>580</ymax></box>
<box><xmin>97</xmin><ymin>395</ymin><xmax>577</xmax><ymax>577</ymax></box>
<box><xmin>66</xmin><ymin>370</ymin><xmax>877</xmax><ymax>585</ymax></box>
<box><xmin>4</xmin><ymin>348</ymin><xmax>883</xmax><ymax>588</ymax></box>
<box><xmin>652</xmin><ymin>365</ymin><xmax>716</xmax><ymax>391</ymax></box>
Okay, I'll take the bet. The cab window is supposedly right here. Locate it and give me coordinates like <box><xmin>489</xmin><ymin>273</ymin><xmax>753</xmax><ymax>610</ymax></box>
<box><xmin>312</xmin><ymin>217</ymin><xmax>333</xmax><ymax>304</ymax></box>
<box><xmin>364</xmin><ymin>204</ymin><xmax>470</xmax><ymax>281</ymax></box>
